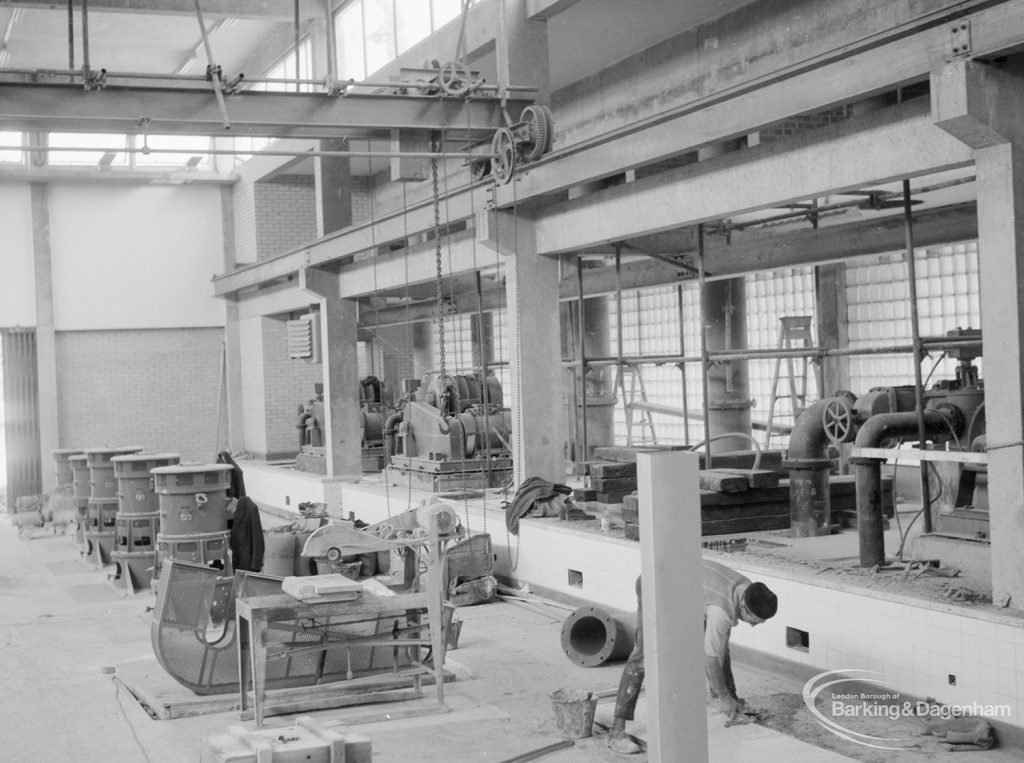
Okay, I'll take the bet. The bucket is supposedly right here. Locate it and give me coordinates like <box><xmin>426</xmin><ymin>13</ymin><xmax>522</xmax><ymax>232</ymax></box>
<box><xmin>262</xmin><ymin>532</ymin><xmax>295</xmax><ymax>577</ymax></box>
<box><xmin>549</xmin><ymin>688</ymin><xmax>597</xmax><ymax>739</ymax></box>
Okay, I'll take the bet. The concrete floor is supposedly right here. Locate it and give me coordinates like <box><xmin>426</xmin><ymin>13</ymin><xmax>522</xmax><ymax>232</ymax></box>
<box><xmin>0</xmin><ymin>513</ymin><xmax>1017</xmax><ymax>763</ymax></box>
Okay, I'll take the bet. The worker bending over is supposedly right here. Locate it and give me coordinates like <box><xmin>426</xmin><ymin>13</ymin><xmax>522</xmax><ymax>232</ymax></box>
<box><xmin>606</xmin><ymin>559</ymin><xmax>778</xmax><ymax>755</ymax></box>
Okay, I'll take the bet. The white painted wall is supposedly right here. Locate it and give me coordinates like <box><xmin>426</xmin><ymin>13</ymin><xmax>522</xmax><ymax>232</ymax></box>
<box><xmin>0</xmin><ymin>183</ymin><xmax>37</xmax><ymax>327</ymax></box>
<box><xmin>48</xmin><ymin>184</ymin><xmax>226</xmax><ymax>330</ymax></box>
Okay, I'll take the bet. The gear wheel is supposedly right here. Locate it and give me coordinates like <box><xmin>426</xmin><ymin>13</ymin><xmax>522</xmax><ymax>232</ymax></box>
<box><xmin>520</xmin><ymin>105</ymin><xmax>553</xmax><ymax>162</ymax></box>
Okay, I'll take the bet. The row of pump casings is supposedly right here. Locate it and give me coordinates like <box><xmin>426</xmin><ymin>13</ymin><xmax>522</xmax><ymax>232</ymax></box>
<box><xmin>52</xmin><ymin>447</ymin><xmax>234</xmax><ymax>594</ymax></box>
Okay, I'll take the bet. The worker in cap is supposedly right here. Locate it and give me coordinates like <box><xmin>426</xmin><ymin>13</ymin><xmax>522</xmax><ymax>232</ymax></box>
<box><xmin>605</xmin><ymin>559</ymin><xmax>778</xmax><ymax>755</ymax></box>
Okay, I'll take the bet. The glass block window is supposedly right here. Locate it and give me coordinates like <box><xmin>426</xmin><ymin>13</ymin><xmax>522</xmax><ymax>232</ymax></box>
<box><xmin>846</xmin><ymin>242</ymin><xmax>981</xmax><ymax>393</ymax></box>
<box><xmin>745</xmin><ymin>267</ymin><xmax>818</xmax><ymax>449</ymax></box>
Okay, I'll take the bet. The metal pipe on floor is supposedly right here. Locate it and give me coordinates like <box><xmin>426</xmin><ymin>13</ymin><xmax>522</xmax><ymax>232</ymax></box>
<box><xmin>560</xmin><ymin>604</ymin><xmax>636</xmax><ymax>667</ymax></box>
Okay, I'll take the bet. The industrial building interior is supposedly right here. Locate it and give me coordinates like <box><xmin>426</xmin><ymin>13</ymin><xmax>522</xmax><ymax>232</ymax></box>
<box><xmin>3</xmin><ymin>0</ymin><xmax>1024</xmax><ymax>761</ymax></box>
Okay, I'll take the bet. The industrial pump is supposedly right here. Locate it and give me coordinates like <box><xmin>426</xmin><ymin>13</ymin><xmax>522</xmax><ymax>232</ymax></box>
<box><xmin>787</xmin><ymin>328</ymin><xmax>985</xmax><ymax>564</ymax></box>
<box><xmin>384</xmin><ymin>372</ymin><xmax>513</xmax><ymax>492</ymax></box>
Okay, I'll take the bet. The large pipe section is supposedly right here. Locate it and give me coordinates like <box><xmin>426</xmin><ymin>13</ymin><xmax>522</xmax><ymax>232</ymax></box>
<box><xmin>561</xmin><ymin>605</ymin><xmax>636</xmax><ymax>667</ymax></box>
<box><xmin>785</xmin><ymin>398</ymin><xmax>842</xmax><ymax>537</ymax></box>
<box><xmin>851</xmin><ymin>410</ymin><xmax>952</xmax><ymax>567</ymax></box>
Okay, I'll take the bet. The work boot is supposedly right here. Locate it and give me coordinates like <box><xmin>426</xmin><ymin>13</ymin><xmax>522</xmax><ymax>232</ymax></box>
<box><xmin>607</xmin><ymin>733</ymin><xmax>642</xmax><ymax>755</ymax></box>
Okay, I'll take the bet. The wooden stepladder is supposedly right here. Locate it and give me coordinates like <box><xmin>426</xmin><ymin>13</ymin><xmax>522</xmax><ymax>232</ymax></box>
<box><xmin>764</xmin><ymin>316</ymin><xmax>816</xmax><ymax>447</ymax></box>
<box><xmin>616</xmin><ymin>363</ymin><xmax>656</xmax><ymax>446</ymax></box>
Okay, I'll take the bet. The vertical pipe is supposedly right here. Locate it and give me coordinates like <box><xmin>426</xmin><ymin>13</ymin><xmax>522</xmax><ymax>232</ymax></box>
<box><xmin>66</xmin><ymin>0</ymin><xmax>74</xmax><ymax>74</ymax></box>
<box><xmin>294</xmin><ymin>0</ymin><xmax>301</xmax><ymax>93</ymax></box>
<box><xmin>676</xmin><ymin>283</ymin><xmax>690</xmax><ymax>445</ymax></box>
<box><xmin>577</xmin><ymin>257</ymin><xmax>589</xmax><ymax>462</ymax></box>
<box><xmin>475</xmin><ymin>270</ymin><xmax>494</xmax><ymax>476</ymax></box>
<box><xmin>614</xmin><ymin>246</ymin><xmax>627</xmax><ymax>446</ymax></box>
<box><xmin>856</xmin><ymin>459</ymin><xmax>886</xmax><ymax>566</ymax></box>
<box><xmin>698</xmin><ymin>224</ymin><xmax>713</xmax><ymax>470</ymax></box>
<box><xmin>903</xmin><ymin>179</ymin><xmax>933</xmax><ymax>532</ymax></box>
<box><xmin>80</xmin><ymin>0</ymin><xmax>90</xmax><ymax>78</ymax></box>
<box><xmin>323</xmin><ymin>0</ymin><xmax>337</xmax><ymax>81</ymax></box>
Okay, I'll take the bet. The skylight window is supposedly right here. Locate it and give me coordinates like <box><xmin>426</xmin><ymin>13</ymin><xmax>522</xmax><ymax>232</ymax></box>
<box><xmin>47</xmin><ymin>133</ymin><xmax>129</xmax><ymax>166</ymax></box>
<box><xmin>0</xmin><ymin>131</ymin><xmax>25</xmax><ymax>164</ymax></box>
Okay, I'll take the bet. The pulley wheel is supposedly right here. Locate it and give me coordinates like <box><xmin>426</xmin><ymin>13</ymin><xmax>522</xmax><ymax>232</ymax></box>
<box><xmin>822</xmin><ymin>397</ymin><xmax>856</xmax><ymax>445</ymax></box>
<box><xmin>491</xmin><ymin>127</ymin><xmax>516</xmax><ymax>184</ymax></box>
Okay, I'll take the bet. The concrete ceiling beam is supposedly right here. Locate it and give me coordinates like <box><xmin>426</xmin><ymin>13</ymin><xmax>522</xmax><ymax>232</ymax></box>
<box><xmin>558</xmin><ymin>202</ymin><xmax>979</xmax><ymax>299</ymax></box>
<box><xmin>532</xmin><ymin>100</ymin><xmax>973</xmax><ymax>254</ymax></box>
<box><xmin>0</xmin><ymin>83</ymin><xmax>527</xmax><ymax>139</ymax></box>
<box><xmin>1</xmin><ymin>0</ymin><xmax>324</xmax><ymax>21</ymax></box>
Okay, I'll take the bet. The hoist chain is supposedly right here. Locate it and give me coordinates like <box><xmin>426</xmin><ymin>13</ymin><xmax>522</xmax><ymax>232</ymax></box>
<box><xmin>431</xmin><ymin>144</ymin><xmax>447</xmax><ymax>382</ymax></box>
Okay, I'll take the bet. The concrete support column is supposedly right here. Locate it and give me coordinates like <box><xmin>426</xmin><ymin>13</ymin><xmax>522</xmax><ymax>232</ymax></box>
<box><xmin>481</xmin><ymin>209</ymin><xmax>563</xmax><ymax>484</ymax></box>
<box><xmin>815</xmin><ymin>264</ymin><xmax>849</xmax><ymax>396</ymax></box>
<box><xmin>220</xmin><ymin>185</ymin><xmax>245</xmax><ymax>453</ymax></box>
<box><xmin>637</xmin><ymin>450</ymin><xmax>706</xmax><ymax>760</ymax></box>
<box><xmin>31</xmin><ymin>183</ymin><xmax>59</xmax><ymax>493</ymax></box>
<box><xmin>580</xmin><ymin>296</ymin><xmax>615</xmax><ymax>457</ymax></box>
<box><xmin>314</xmin><ymin>138</ymin><xmax>352</xmax><ymax>237</ymax></box>
<box><xmin>301</xmin><ymin>266</ymin><xmax>362</xmax><ymax>478</ymax></box>
<box><xmin>934</xmin><ymin>58</ymin><xmax>1024</xmax><ymax>608</ymax></box>
<box><xmin>702</xmin><ymin>277</ymin><xmax>752</xmax><ymax>452</ymax></box>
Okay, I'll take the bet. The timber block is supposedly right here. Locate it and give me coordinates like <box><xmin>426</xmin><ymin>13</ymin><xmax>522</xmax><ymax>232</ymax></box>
<box><xmin>596</xmin><ymin>490</ymin><xmax>633</xmax><ymax>504</ymax></box>
<box><xmin>622</xmin><ymin>493</ymin><xmax>638</xmax><ymax>510</ymax></box>
<box><xmin>572</xmin><ymin>487</ymin><xmax>598</xmax><ymax>502</ymax></box>
<box><xmin>699</xmin><ymin>470</ymin><xmax>749</xmax><ymax>493</ymax></box>
<box><xmin>591</xmin><ymin>476</ymin><xmax>639</xmax><ymax>492</ymax></box>
<box><xmin>711</xmin><ymin>468</ymin><xmax>781</xmax><ymax>488</ymax></box>
<box><xmin>589</xmin><ymin>461</ymin><xmax>638</xmax><ymax>479</ymax></box>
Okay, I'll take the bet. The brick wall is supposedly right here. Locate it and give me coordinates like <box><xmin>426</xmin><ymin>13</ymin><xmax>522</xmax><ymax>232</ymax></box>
<box><xmin>260</xmin><ymin>315</ymin><xmax>322</xmax><ymax>459</ymax></box>
<box><xmin>351</xmin><ymin>176</ymin><xmax>371</xmax><ymax>225</ymax></box>
<box><xmin>232</xmin><ymin>183</ymin><xmax>257</xmax><ymax>264</ymax></box>
<box><xmin>55</xmin><ymin>328</ymin><xmax>225</xmax><ymax>463</ymax></box>
<box><xmin>254</xmin><ymin>175</ymin><xmax>318</xmax><ymax>261</ymax></box>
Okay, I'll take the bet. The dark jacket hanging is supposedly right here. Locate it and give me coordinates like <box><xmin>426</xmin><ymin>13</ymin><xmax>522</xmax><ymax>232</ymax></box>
<box><xmin>230</xmin><ymin>496</ymin><xmax>265</xmax><ymax>573</ymax></box>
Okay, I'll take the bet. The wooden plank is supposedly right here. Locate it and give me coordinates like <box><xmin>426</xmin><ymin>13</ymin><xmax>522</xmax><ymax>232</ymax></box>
<box><xmin>589</xmin><ymin>461</ymin><xmax>638</xmax><ymax>479</ymax></box>
<box><xmin>593</xmin><ymin>446</ymin><xmax>684</xmax><ymax>464</ymax></box>
<box><xmin>699</xmin><ymin>470</ymin><xmax>750</xmax><ymax>493</ymax></box>
<box><xmin>596</xmin><ymin>490</ymin><xmax>634</xmax><ymax>504</ymax></box>
<box><xmin>697</xmin><ymin>450</ymin><xmax>784</xmax><ymax>470</ymax></box>
<box><xmin>591</xmin><ymin>476</ymin><xmax>639</xmax><ymax>492</ymax></box>
<box><xmin>850</xmin><ymin>447</ymin><xmax>987</xmax><ymax>464</ymax></box>
<box><xmin>702</xmin><ymin>515</ymin><xmax>791</xmax><ymax>535</ymax></box>
<box><xmin>711</xmin><ymin>468</ymin><xmax>780</xmax><ymax>488</ymax></box>
<box><xmin>572</xmin><ymin>487</ymin><xmax>598</xmax><ymax>502</ymax></box>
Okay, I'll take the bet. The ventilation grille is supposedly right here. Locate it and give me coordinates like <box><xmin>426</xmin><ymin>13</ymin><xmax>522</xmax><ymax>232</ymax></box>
<box><xmin>286</xmin><ymin>313</ymin><xmax>321</xmax><ymax>362</ymax></box>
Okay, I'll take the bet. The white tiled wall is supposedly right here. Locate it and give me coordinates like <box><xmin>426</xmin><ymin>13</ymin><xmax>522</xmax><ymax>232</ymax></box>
<box><xmin>725</xmin><ymin>559</ymin><xmax>1024</xmax><ymax>729</ymax></box>
<box><xmin>236</xmin><ymin>474</ymin><xmax>1024</xmax><ymax>730</ymax></box>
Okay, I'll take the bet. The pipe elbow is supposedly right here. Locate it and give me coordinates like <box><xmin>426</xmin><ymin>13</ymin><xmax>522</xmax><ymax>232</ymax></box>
<box><xmin>787</xmin><ymin>398</ymin><xmax>838</xmax><ymax>461</ymax></box>
<box><xmin>854</xmin><ymin>410</ymin><xmax>949</xmax><ymax>449</ymax></box>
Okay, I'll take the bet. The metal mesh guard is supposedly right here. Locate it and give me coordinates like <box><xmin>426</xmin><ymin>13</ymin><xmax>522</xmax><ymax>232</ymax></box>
<box><xmin>151</xmin><ymin>560</ymin><xmax>418</xmax><ymax>696</ymax></box>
